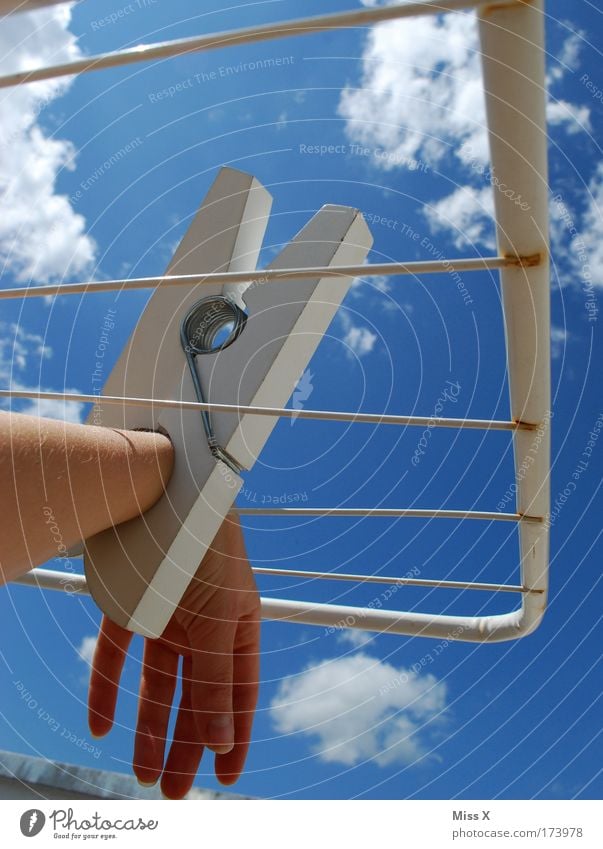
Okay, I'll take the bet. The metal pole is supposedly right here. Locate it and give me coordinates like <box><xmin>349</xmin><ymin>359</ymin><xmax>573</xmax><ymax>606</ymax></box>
<box><xmin>234</xmin><ymin>507</ymin><xmax>541</xmax><ymax>523</ymax></box>
<box><xmin>0</xmin><ymin>256</ymin><xmax>525</xmax><ymax>301</ymax></box>
<box><xmin>0</xmin><ymin>0</ymin><xmax>520</xmax><ymax>89</ymax></box>
<box><xmin>0</xmin><ymin>388</ymin><xmax>529</xmax><ymax>431</ymax></box>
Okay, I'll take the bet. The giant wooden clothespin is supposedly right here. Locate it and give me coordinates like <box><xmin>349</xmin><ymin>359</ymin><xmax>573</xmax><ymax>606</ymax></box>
<box><xmin>84</xmin><ymin>167</ymin><xmax>373</xmax><ymax>638</ymax></box>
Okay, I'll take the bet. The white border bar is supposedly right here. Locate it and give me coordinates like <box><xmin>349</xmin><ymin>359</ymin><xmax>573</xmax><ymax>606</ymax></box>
<box><xmin>250</xmin><ymin>567</ymin><xmax>535</xmax><ymax>594</ymax></box>
<box><xmin>2</xmin><ymin>0</ymin><xmax>550</xmax><ymax>644</ymax></box>
<box><xmin>10</xmin><ymin>569</ymin><xmax>543</xmax><ymax>643</ymax></box>
<box><xmin>0</xmin><ymin>388</ymin><xmax>530</xmax><ymax>431</ymax></box>
<box><xmin>0</xmin><ymin>256</ymin><xmax>536</xmax><ymax>301</ymax></box>
<box><xmin>0</xmin><ymin>0</ymin><xmax>520</xmax><ymax>88</ymax></box>
<box><xmin>11</xmin><ymin>566</ymin><xmax>538</xmax><ymax>597</ymax></box>
<box><xmin>234</xmin><ymin>507</ymin><xmax>539</xmax><ymax>523</ymax></box>
<box><xmin>472</xmin><ymin>0</ymin><xmax>550</xmax><ymax>640</ymax></box>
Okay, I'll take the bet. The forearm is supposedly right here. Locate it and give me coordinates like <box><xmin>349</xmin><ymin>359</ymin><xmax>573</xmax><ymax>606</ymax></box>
<box><xmin>0</xmin><ymin>412</ymin><xmax>174</xmax><ymax>583</ymax></box>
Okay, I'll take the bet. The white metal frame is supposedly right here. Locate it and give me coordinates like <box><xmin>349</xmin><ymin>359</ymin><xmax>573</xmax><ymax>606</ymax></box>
<box><xmin>4</xmin><ymin>0</ymin><xmax>550</xmax><ymax>642</ymax></box>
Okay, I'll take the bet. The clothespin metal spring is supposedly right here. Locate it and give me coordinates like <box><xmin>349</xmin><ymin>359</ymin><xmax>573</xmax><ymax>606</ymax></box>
<box><xmin>180</xmin><ymin>295</ymin><xmax>247</xmax><ymax>475</ymax></box>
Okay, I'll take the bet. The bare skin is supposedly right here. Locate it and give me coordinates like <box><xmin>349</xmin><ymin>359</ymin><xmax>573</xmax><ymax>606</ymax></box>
<box><xmin>0</xmin><ymin>411</ymin><xmax>261</xmax><ymax>799</ymax></box>
<box><xmin>0</xmin><ymin>412</ymin><xmax>174</xmax><ymax>579</ymax></box>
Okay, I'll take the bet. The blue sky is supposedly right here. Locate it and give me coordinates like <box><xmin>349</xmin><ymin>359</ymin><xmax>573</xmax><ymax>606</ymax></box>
<box><xmin>0</xmin><ymin>0</ymin><xmax>601</xmax><ymax>800</ymax></box>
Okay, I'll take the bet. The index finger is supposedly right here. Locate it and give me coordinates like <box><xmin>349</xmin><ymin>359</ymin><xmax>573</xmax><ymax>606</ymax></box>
<box><xmin>88</xmin><ymin>615</ymin><xmax>133</xmax><ymax>738</ymax></box>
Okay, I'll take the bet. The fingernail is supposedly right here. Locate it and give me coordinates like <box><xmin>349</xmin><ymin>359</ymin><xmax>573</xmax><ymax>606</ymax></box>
<box><xmin>208</xmin><ymin>715</ymin><xmax>234</xmax><ymax>753</ymax></box>
<box><xmin>137</xmin><ymin>778</ymin><xmax>158</xmax><ymax>788</ymax></box>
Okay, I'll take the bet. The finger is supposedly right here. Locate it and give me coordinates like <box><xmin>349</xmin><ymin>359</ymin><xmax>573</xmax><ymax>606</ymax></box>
<box><xmin>188</xmin><ymin>618</ymin><xmax>235</xmax><ymax>755</ymax></box>
<box><xmin>88</xmin><ymin>615</ymin><xmax>133</xmax><ymax>738</ymax></box>
<box><xmin>160</xmin><ymin>656</ymin><xmax>205</xmax><ymax>800</ymax></box>
<box><xmin>133</xmin><ymin>639</ymin><xmax>178</xmax><ymax>786</ymax></box>
<box><xmin>215</xmin><ymin>616</ymin><xmax>261</xmax><ymax>785</ymax></box>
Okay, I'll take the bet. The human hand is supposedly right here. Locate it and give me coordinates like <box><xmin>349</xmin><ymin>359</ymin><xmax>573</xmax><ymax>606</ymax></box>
<box><xmin>87</xmin><ymin>515</ymin><xmax>261</xmax><ymax>799</ymax></box>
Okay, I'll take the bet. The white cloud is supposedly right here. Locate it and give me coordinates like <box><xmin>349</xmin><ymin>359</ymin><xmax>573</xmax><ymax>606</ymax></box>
<box><xmin>350</xmin><ymin>258</ymin><xmax>397</xmax><ymax>310</ymax></box>
<box><xmin>0</xmin><ymin>4</ymin><xmax>96</xmax><ymax>284</ymax></box>
<box><xmin>370</xmin><ymin>274</ymin><xmax>391</xmax><ymax>293</ymax></box>
<box><xmin>0</xmin><ymin>322</ymin><xmax>51</xmax><ymax>374</ymax></box>
<box><xmin>557</xmin><ymin>30</ymin><xmax>582</xmax><ymax>71</ymax></box>
<box><xmin>338</xmin><ymin>11</ymin><xmax>489</xmax><ymax>169</ymax></box>
<box><xmin>337</xmin><ymin>628</ymin><xmax>373</xmax><ymax>649</ymax></box>
<box><xmin>549</xmin><ymin>191</ymin><xmax>572</xmax><ymax>250</ymax></box>
<box><xmin>344</xmin><ymin>325</ymin><xmax>377</xmax><ymax>357</ymax></box>
<box><xmin>16</xmin><ymin>392</ymin><xmax>86</xmax><ymax>424</ymax></box>
<box><xmin>339</xmin><ymin>311</ymin><xmax>378</xmax><ymax>358</ymax></box>
<box><xmin>0</xmin><ymin>321</ymin><xmax>86</xmax><ymax>422</ymax></box>
<box><xmin>550</xmin><ymin>166</ymin><xmax>603</xmax><ymax>290</ymax></box>
<box><xmin>339</xmin><ymin>11</ymin><xmax>589</xmax><ymax>259</ymax></box>
<box><xmin>546</xmin><ymin>99</ymin><xmax>591</xmax><ymax>135</ymax></box>
<box><xmin>547</xmin><ymin>28</ymin><xmax>584</xmax><ymax>84</ymax></box>
<box><xmin>350</xmin><ymin>269</ymin><xmax>400</xmax><ymax>314</ymax></box>
<box><xmin>339</xmin><ymin>11</ymin><xmax>587</xmax><ymax>174</ymax></box>
<box><xmin>351</xmin><ymin>273</ymin><xmax>391</xmax><ymax>295</ymax></box>
<box><xmin>271</xmin><ymin>652</ymin><xmax>447</xmax><ymax>766</ymax></box>
<box><xmin>544</xmin><ymin>29</ymin><xmax>589</xmax><ymax>137</ymax></box>
<box><xmin>77</xmin><ymin>634</ymin><xmax>97</xmax><ymax>666</ymax></box>
<box><xmin>550</xmin><ymin>325</ymin><xmax>568</xmax><ymax>360</ymax></box>
<box><xmin>577</xmin><ymin>163</ymin><xmax>603</xmax><ymax>289</ymax></box>
<box><xmin>424</xmin><ymin>185</ymin><xmax>495</xmax><ymax>251</ymax></box>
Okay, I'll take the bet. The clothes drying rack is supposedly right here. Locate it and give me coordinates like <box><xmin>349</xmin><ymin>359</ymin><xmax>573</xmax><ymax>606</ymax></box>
<box><xmin>3</xmin><ymin>0</ymin><xmax>550</xmax><ymax>642</ymax></box>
